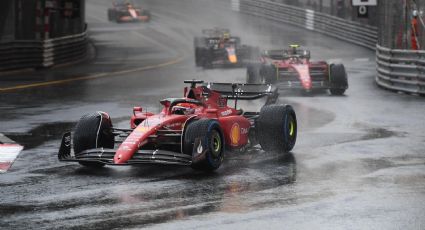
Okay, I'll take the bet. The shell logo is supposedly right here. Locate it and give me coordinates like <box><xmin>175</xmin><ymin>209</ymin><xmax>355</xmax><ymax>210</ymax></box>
<box><xmin>230</xmin><ymin>123</ymin><xmax>240</xmax><ymax>146</ymax></box>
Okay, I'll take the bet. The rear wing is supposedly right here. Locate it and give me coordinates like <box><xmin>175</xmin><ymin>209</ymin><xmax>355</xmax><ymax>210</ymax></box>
<box><xmin>202</xmin><ymin>28</ymin><xmax>230</xmax><ymax>37</ymax></box>
<box><xmin>204</xmin><ymin>82</ymin><xmax>278</xmax><ymax>100</ymax></box>
<box><xmin>264</xmin><ymin>49</ymin><xmax>311</xmax><ymax>60</ymax></box>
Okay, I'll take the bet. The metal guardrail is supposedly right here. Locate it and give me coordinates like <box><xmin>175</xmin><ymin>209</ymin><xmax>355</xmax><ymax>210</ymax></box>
<box><xmin>376</xmin><ymin>45</ymin><xmax>425</xmax><ymax>95</ymax></box>
<box><xmin>0</xmin><ymin>31</ymin><xmax>88</xmax><ymax>72</ymax></box>
<box><xmin>237</xmin><ymin>0</ymin><xmax>378</xmax><ymax>50</ymax></box>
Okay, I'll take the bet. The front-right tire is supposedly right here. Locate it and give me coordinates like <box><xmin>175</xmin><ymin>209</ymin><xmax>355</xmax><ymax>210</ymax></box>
<box><xmin>246</xmin><ymin>63</ymin><xmax>262</xmax><ymax>83</ymax></box>
<box><xmin>73</xmin><ymin>112</ymin><xmax>115</xmax><ymax>168</ymax></box>
<box><xmin>256</xmin><ymin>104</ymin><xmax>297</xmax><ymax>153</ymax></box>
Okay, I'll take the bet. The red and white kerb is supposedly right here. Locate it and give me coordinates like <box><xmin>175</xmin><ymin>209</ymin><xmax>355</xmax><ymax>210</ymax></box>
<box><xmin>0</xmin><ymin>144</ymin><xmax>23</xmax><ymax>173</ymax></box>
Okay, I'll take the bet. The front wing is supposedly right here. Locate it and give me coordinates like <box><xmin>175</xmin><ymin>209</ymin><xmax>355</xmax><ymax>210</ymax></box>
<box><xmin>58</xmin><ymin>132</ymin><xmax>192</xmax><ymax>166</ymax></box>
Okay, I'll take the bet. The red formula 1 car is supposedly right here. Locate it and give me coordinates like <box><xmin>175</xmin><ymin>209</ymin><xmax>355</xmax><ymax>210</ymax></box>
<box><xmin>107</xmin><ymin>0</ymin><xmax>150</xmax><ymax>23</ymax></box>
<box><xmin>58</xmin><ymin>80</ymin><xmax>297</xmax><ymax>171</ymax></box>
<box><xmin>247</xmin><ymin>45</ymin><xmax>348</xmax><ymax>95</ymax></box>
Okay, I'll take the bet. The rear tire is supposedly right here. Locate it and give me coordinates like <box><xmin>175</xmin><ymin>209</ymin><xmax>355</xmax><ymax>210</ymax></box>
<box><xmin>329</xmin><ymin>63</ymin><xmax>348</xmax><ymax>95</ymax></box>
<box><xmin>246</xmin><ymin>63</ymin><xmax>262</xmax><ymax>83</ymax></box>
<box><xmin>183</xmin><ymin>119</ymin><xmax>224</xmax><ymax>171</ymax></box>
<box><xmin>142</xmin><ymin>10</ymin><xmax>151</xmax><ymax>21</ymax></box>
<box><xmin>73</xmin><ymin>112</ymin><xmax>115</xmax><ymax>168</ymax></box>
<box><xmin>256</xmin><ymin>105</ymin><xmax>297</xmax><ymax>153</ymax></box>
<box><xmin>107</xmin><ymin>9</ymin><xmax>115</xmax><ymax>21</ymax></box>
<box><xmin>260</xmin><ymin>65</ymin><xmax>277</xmax><ymax>84</ymax></box>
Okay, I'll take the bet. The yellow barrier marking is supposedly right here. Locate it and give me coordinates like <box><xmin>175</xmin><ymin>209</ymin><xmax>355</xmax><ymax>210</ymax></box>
<box><xmin>0</xmin><ymin>56</ymin><xmax>184</xmax><ymax>92</ymax></box>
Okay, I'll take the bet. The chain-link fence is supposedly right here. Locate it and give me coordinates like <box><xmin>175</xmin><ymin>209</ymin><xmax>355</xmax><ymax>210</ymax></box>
<box><xmin>378</xmin><ymin>0</ymin><xmax>425</xmax><ymax>49</ymax></box>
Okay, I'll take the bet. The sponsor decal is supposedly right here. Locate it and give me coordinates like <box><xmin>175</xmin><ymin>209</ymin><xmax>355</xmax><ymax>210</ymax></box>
<box><xmin>230</xmin><ymin>123</ymin><xmax>240</xmax><ymax>146</ymax></box>
<box><xmin>241</xmin><ymin>127</ymin><xmax>249</xmax><ymax>135</ymax></box>
<box><xmin>221</xmin><ymin>109</ymin><xmax>233</xmax><ymax>116</ymax></box>
<box><xmin>165</xmin><ymin>123</ymin><xmax>182</xmax><ymax>129</ymax></box>
<box><xmin>197</xmin><ymin>142</ymin><xmax>203</xmax><ymax>154</ymax></box>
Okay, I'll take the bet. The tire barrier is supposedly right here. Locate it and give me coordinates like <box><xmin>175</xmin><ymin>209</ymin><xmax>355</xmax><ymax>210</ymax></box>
<box><xmin>376</xmin><ymin>44</ymin><xmax>425</xmax><ymax>95</ymax></box>
<box><xmin>237</xmin><ymin>0</ymin><xmax>378</xmax><ymax>50</ymax></box>
<box><xmin>0</xmin><ymin>31</ymin><xmax>88</xmax><ymax>72</ymax></box>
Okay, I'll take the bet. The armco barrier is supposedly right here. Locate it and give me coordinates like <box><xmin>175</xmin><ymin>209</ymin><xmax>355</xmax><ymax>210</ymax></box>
<box><xmin>0</xmin><ymin>31</ymin><xmax>88</xmax><ymax>72</ymax></box>
<box><xmin>376</xmin><ymin>45</ymin><xmax>425</xmax><ymax>95</ymax></box>
<box><xmin>237</xmin><ymin>0</ymin><xmax>378</xmax><ymax>50</ymax></box>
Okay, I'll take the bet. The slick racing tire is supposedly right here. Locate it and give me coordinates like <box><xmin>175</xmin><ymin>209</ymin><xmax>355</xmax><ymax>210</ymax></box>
<box><xmin>183</xmin><ymin>119</ymin><xmax>224</xmax><ymax>171</ymax></box>
<box><xmin>73</xmin><ymin>112</ymin><xmax>115</xmax><ymax>168</ymax></box>
<box><xmin>107</xmin><ymin>9</ymin><xmax>115</xmax><ymax>21</ymax></box>
<box><xmin>195</xmin><ymin>47</ymin><xmax>203</xmax><ymax>67</ymax></box>
<box><xmin>256</xmin><ymin>104</ymin><xmax>297</xmax><ymax>153</ymax></box>
<box><xmin>142</xmin><ymin>10</ymin><xmax>151</xmax><ymax>21</ymax></box>
<box><xmin>246</xmin><ymin>63</ymin><xmax>262</xmax><ymax>83</ymax></box>
<box><xmin>260</xmin><ymin>65</ymin><xmax>277</xmax><ymax>84</ymax></box>
<box><xmin>329</xmin><ymin>63</ymin><xmax>348</xmax><ymax>95</ymax></box>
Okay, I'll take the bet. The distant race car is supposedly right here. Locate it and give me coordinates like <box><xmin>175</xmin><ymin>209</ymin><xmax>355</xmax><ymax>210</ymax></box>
<box><xmin>107</xmin><ymin>0</ymin><xmax>150</xmax><ymax>23</ymax></box>
<box><xmin>58</xmin><ymin>80</ymin><xmax>297</xmax><ymax>171</ymax></box>
<box><xmin>247</xmin><ymin>45</ymin><xmax>348</xmax><ymax>95</ymax></box>
<box><xmin>194</xmin><ymin>28</ymin><xmax>259</xmax><ymax>68</ymax></box>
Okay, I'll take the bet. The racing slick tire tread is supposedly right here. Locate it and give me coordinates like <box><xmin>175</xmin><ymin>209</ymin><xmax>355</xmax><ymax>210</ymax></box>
<box><xmin>260</xmin><ymin>65</ymin><xmax>277</xmax><ymax>84</ymax></box>
<box><xmin>73</xmin><ymin>112</ymin><xmax>115</xmax><ymax>168</ymax></box>
<box><xmin>329</xmin><ymin>63</ymin><xmax>348</xmax><ymax>95</ymax></box>
<box><xmin>246</xmin><ymin>63</ymin><xmax>262</xmax><ymax>83</ymax></box>
<box><xmin>183</xmin><ymin>119</ymin><xmax>225</xmax><ymax>171</ymax></box>
<box><xmin>256</xmin><ymin>105</ymin><xmax>297</xmax><ymax>153</ymax></box>
<box><xmin>107</xmin><ymin>9</ymin><xmax>115</xmax><ymax>21</ymax></box>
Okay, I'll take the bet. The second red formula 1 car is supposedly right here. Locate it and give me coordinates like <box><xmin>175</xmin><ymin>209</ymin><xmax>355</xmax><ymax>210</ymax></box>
<box><xmin>107</xmin><ymin>0</ymin><xmax>150</xmax><ymax>23</ymax></box>
<box><xmin>247</xmin><ymin>45</ymin><xmax>348</xmax><ymax>95</ymax></box>
<box><xmin>58</xmin><ymin>80</ymin><xmax>297</xmax><ymax>171</ymax></box>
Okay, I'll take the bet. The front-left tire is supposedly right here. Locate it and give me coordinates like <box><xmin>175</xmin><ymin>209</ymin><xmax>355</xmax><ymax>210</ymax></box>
<box><xmin>183</xmin><ymin>119</ymin><xmax>224</xmax><ymax>171</ymax></box>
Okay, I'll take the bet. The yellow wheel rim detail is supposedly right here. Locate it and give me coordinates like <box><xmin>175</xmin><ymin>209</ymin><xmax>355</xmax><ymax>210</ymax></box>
<box><xmin>213</xmin><ymin>134</ymin><xmax>221</xmax><ymax>153</ymax></box>
<box><xmin>289</xmin><ymin>120</ymin><xmax>295</xmax><ymax>137</ymax></box>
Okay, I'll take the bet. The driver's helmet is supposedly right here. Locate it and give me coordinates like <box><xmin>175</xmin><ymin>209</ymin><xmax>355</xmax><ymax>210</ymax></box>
<box><xmin>289</xmin><ymin>44</ymin><xmax>300</xmax><ymax>55</ymax></box>
<box><xmin>126</xmin><ymin>2</ymin><xmax>133</xmax><ymax>8</ymax></box>
<box><xmin>172</xmin><ymin>103</ymin><xmax>196</xmax><ymax>115</ymax></box>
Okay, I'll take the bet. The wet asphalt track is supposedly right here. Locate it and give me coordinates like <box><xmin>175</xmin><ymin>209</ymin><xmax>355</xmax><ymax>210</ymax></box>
<box><xmin>1</xmin><ymin>0</ymin><xmax>425</xmax><ymax>229</ymax></box>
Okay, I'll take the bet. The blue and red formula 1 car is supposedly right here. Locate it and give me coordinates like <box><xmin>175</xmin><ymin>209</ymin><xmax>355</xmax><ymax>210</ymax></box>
<box><xmin>58</xmin><ymin>80</ymin><xmax>297</xmax><ymax>171</ymax></box>
<box><xmin>247</xmin><ymin>45</ymin><xmax>348</xmax><ymax>95</ymax></box>
<box><xmin>194</xmin><ymin>28</ymin><xmax>259</xmax><ymax>68</ymax></box>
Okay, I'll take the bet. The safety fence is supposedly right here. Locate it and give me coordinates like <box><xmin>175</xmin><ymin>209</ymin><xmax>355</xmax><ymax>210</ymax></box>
<box><xmin>376</xmin><ymin>45</ymin><xmax>425</xmax><ymax>95</ymax></box>
<box><xmin>0</xmin><ymin>31</ymin><xmax>88</xmax><ymax>72</ymax></box>
<box><xmin>235</xmin><ymin>0</ymin><xmax>377</xmax><ymax>50</ymax></box>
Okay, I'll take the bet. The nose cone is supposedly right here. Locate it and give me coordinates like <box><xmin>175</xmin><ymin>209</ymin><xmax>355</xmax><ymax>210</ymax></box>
<box><xmin>301</xmin><ymin>79</ymin><xmax>312</xmax><ymax>90</ymax></box>
<box><xmin>114</xmin><ymin>145</ymin><xmax>135</xmax><ymax>164</ymax></box>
